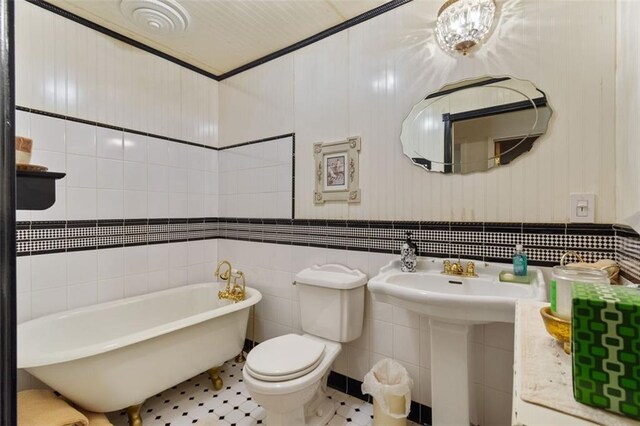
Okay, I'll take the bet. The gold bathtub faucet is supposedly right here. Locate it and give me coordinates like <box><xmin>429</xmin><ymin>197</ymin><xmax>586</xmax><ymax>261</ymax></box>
<box><xmin>215</xmin><ymin>260</ymin><xmax>246</xmax><ymax>302</ymax></box>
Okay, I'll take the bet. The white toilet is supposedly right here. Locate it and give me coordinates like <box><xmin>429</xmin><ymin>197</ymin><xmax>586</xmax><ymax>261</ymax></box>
<box><xmin>242</xmin><ymin>264</ymin><xmax>367</xmax><ymax>426</ymax></box>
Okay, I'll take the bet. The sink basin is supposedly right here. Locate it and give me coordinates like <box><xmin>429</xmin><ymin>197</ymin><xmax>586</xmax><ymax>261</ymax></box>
<box><xmin>368</xmin><ymin>258</ymin><xmax>546</xmax><ymax>324</ymax></box>
<box><xmin>368</xmin><ymin>258</ymin><xmax>547</xmax><ymax>425</ymax></box>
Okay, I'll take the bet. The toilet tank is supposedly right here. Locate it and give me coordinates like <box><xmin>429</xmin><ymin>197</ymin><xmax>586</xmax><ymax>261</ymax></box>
<box><xmin>294</xmin><ymin>264</ymin><xmax>367</xmax><ymax>343</ymax></box>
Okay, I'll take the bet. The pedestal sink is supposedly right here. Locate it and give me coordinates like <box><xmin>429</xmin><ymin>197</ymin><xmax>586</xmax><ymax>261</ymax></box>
<box><xmin>368</xmin><ymin>259</ymin><xmax>546</xmax><ymax>426</ymax></box>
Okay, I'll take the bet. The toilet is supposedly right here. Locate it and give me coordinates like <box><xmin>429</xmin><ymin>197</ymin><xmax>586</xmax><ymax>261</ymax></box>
<box><xmin>242</xmin><ymin>264</ymin><xmax>367</xmax><ymax>426</ymax></box>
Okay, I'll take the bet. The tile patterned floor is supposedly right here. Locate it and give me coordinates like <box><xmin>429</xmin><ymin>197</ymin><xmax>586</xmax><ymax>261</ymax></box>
<box><xmin>107</xmin><ymin>360</ymin><xmax>415</xmax><ymax>426</ymax></box>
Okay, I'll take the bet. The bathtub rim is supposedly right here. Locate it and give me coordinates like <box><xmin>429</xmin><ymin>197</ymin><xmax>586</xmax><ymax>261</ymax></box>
<box><xmin>18</xmin><ymin>283</ymin><xmax>261</xmax><ymax>369</ymax></box>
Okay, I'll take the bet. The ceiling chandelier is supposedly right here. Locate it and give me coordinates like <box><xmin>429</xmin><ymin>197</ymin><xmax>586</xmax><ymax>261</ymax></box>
<box><xmin>435</xmin><ymin>0</ymin><xmax>496</xmax><ymax>56</ymax></box>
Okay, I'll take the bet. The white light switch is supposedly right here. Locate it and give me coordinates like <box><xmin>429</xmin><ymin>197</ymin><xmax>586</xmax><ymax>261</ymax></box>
<box><xmin>570</xmin><ymin>193</ymin><xmax>595</xmax><ymax>223</ymax></box>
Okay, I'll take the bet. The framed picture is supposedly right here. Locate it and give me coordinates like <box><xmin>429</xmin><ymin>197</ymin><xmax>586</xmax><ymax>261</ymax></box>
<box><xmin>314</xmin><ymin>136</ymin><xmax>361</xmax><ymax>204</ymax></box>
<box><xmin>324</xmin><ymin>153</ymin><xmax>347</xmax><ymax>192</ymax></box>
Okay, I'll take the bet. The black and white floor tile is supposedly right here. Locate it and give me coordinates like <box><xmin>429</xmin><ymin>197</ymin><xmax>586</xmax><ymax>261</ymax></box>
<box><xmin>107</xmin><ymin>360</ymin><xmax>418</xmax><ymax>426</ymax></box>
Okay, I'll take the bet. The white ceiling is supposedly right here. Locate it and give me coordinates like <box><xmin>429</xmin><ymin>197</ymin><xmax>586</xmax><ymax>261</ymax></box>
<box><xmin>48</xmin><ymin>0</ymin><xmax>390</xmax><ymax>76</ymax></box>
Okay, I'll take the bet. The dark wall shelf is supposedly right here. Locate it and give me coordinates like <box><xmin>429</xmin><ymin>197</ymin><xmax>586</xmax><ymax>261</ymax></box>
<box><xmin>16</xmin><ymin>170</ymin><xmax>65</xmax><ymax>210</ymax></box>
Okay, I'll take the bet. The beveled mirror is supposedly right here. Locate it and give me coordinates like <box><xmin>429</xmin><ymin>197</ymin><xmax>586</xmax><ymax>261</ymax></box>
<box><xmin>401</xmin><ymin>76</ymin><xmax>552</xmax><ymax>174</ymax></box>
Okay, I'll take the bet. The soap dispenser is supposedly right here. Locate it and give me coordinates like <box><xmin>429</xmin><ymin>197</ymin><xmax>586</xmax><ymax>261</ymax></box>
<box><xmin>513</xmin><ymin>244</ymin><xmax>528</xmax><ymax>276</ymax></box>
<box><xmin>401</xmin><ymin>231</ymin><xmax>418</xmax><ymax>272</ymax></box>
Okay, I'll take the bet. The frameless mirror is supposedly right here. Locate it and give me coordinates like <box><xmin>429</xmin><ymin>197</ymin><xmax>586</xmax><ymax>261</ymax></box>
<box><xmin>401</xmin><ymin>76</ymin><xmax>552</xmax><ymax>174</ymax></box>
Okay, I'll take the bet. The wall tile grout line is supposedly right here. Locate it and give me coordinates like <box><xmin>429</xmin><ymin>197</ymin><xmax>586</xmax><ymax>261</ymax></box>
<box><xmin>218</xmin><ymin>133</ymin><xmax>296</xmax><ymax>151</ymax></box>
<box><xmin>17</xmin><ymin>105</ymin><xmax>297</xmax><ymax>154</ymax></box>
<box><xmin>291</xmin><ymin>134</ymin><xmax>296</xmax><ymax>220</ymax></box>
<box><xmin>16</xmin><ymin>106</ymin><xmax>220</xmax><ymax>151</ymax></box>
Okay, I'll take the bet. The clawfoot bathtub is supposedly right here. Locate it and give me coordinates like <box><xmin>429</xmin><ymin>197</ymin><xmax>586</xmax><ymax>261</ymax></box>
<box><xmin>18</xmin><ymin>283</ymin><xmax>261</xmax><ymax>424</ymax></box>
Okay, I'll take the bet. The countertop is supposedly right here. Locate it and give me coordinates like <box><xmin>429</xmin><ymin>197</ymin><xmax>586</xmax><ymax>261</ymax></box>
<box><xmin>512</xmin><ymin>300</ymin><xmax>639</xmax><ymax>426</ymax></box>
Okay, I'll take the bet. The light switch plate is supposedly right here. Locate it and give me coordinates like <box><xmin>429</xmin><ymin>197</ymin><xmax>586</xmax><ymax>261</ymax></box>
<box><xmin>570</xmin><ymin>193</ymin><xmax>595</xmax><ymax>223</ymax></box>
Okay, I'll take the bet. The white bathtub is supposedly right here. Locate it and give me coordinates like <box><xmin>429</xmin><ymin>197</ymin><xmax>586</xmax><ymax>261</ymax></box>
<box><xmin>17</xmin><ymin>283</ymin><xmax>261</xmax><ymax>413</ymax></box>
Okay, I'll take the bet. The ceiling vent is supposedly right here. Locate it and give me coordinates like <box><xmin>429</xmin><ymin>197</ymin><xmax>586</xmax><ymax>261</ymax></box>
<box><xmin>120</xmin><ymin>0</ymin><xmax>190</xmax><ymax>35</ymax></box>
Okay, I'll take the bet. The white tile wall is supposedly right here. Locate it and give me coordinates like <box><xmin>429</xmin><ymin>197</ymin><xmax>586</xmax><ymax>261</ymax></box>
<box><xmin>16</xmin><ymin>111</ymin><xmax>219</xmax><ymax>221</ymax></box>
<box><xmin>66</xmin><ymin>121</ymin><xmax>96</xmax><ymax>156</ymax></box>
<box><xmin>17</xmin><ymin>240</ymin><xmax>218</xmax><ymax>323</ymax></box>
<box><xmin>219</xmin><ymin>240</ymin><xmax>514</xmax><ymax>424</ymax></box>
<box><xmin>616</xmin><ymin>1</ymin><xmax>640</xmax><ymax>223</ymax></box>
<box><xmin>219</xmin><ymin>56</ymin><xmax>294</xmax><ymax>146</ymax></box>
<box><xmin>219</xmin><ymin>0</ymin><xmax>617</xmax><ymax>223</ymax></box>
<box><xmin>15</xmin><ymin>0</ymin><xmax>219</xmax><ymax>147</ymax></box>
<box><xmin>219</xmin><ymin>137</ymin><xmax>293</xmax><ymax>218</ymax></box>
<box><xmin>294</xmin><ymin>32</ymin><xmax>350</xmax><ymax>219</ymax></box>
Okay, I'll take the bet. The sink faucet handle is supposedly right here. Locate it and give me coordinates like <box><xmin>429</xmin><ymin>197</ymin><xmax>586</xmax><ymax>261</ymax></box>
<box><xmin>443</xmin><ymin>259</ymin><xmax>452</xmax><ymax>274</ymax></box>
<box><xmin>466</xmin><ymin>261</ymin><xmax>475</xmax><ymax>276</ymax></box>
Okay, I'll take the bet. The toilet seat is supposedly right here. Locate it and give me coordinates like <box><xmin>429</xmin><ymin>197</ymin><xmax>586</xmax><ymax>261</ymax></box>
<box><xmin>245</xmin><ymin>334</ymin><xmax>325</xmax><ymax>382</ymax></box>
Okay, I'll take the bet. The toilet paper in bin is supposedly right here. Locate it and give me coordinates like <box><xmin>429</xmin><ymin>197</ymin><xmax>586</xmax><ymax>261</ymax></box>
<box><xmin>362</xmin><ymin>359</ymin><xmax>413</xmax><ymax>419</ymax></box>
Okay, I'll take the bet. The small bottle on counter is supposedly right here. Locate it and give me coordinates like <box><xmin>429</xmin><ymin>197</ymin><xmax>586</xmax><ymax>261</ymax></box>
<box><xmin>400</xmin><ymin>231</ymin><xmax>418</xmax><ymax>273</ymax></box>
<box><xmin>513</xmin><ymin>244</ymin><xmax>528</xmax><ymax>276</ymax></box>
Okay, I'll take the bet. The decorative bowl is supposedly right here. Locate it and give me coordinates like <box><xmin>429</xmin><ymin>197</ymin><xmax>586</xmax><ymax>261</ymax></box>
<box><xmin>540</xmin><ymin>306</ymin><xmax>571</xmax><ymax>354</ymax></box>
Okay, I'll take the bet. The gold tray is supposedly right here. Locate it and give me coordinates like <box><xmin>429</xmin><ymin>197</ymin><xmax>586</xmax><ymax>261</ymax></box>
<box><xmin>540</xmin><ymin>306</ymin><xmax>571</xmax><ymax>354</ymax></box>
<box><xmin>16</xmin><ymin>163</ymin><xmax>48</xmax><ymax>172</ymax></box>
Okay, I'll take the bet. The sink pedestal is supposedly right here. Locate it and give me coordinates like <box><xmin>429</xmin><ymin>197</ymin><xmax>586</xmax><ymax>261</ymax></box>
<box><xmin>430</xmin><ymin>319</ymin><xmax>475</xmax><ymax>426</ymax></box>
<box><xmin>367</xmin><ymin>259</ymin><xmax>547</xmax><ymax>425</ymax></box>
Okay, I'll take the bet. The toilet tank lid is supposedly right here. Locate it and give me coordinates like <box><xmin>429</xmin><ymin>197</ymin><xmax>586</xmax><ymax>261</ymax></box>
<box><xmin>295</xmin><ymin>264</ymin><xmax>367</xmax><ymax>290</ymax></box>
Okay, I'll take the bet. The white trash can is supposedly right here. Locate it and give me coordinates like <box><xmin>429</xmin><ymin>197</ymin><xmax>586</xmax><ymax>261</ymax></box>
<box><xmin>362</xmin><ymin>359</ymin><xmax>413</xmax><ymax>426</ymax></box>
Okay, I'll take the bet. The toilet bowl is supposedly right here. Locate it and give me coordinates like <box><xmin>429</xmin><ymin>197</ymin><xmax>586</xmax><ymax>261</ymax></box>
<box><xmin>242</xmin><ymin>334</ymin><xmax>341</xmax><ymax>426</ymax></box>
<box><xmin>241</xmin><ymin>264</ymin><xmax>368</xmax><ymax>426</ymax></box>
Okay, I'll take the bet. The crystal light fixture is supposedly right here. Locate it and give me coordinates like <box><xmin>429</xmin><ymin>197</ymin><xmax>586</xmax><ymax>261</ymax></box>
<box><xmin>435</xmin><ymin>0</ymin><xmax>496</xmax><ymax>56</ymax></box>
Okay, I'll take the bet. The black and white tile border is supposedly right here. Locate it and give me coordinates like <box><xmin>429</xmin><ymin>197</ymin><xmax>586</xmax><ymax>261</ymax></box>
<box><xmin>615</xmin><ymin>225</ymin><xmax>640</xmax><ymax>283</ymax></box>
<box><xmin>16</xmin><ymin>218</ymin><xmax>635</xmax><ymax>277</ymax></box>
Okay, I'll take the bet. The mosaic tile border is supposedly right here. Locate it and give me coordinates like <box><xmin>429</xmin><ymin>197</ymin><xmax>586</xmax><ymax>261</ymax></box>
<box><xmin>17</xmin><ymin>218</ymin><xmax>218</xmax><ymax>255</ymax></box>
<box><xmin>615</xmin><ymin>225</ymin><xmax>640</xmax><ymax>283</ymax></box>
<box><xmin>222</xmin><ymin>219</ymin><xmax>617</xmax><ymax>267</ymax></box>
<box><xmin>16</xmin><ymin>218</ymin><xmax>628</xmax><ymax>272</ymax></box>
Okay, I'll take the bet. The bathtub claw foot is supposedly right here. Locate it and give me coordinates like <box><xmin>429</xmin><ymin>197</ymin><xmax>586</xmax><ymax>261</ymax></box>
<box><xmin>127</xmin><ymin>403</ymin><xmax>144</xmax><ymax>426</ymax></box>
<box><xmin>235</xmin><ymin>351</ymin><xmax>246</xmax><ymax>363</ymax></box>
<box><xmin>207</xmin><ymin>367</ymin><xmax>223</xmax><ymax>391</ymax></box>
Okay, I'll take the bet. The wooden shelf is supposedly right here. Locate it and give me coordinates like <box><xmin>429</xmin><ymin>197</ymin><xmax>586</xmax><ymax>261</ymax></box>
<box><xmin>16</xmin><ymin>170</ymin><xmax>66</xmax><ymax>210</ymax></box>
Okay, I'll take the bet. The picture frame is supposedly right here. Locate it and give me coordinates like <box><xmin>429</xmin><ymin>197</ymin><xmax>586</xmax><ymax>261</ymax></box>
<box><xmin>313</xmin><ymin>136</ymin><xmax>361</xmax><ymax>204</ymax></box>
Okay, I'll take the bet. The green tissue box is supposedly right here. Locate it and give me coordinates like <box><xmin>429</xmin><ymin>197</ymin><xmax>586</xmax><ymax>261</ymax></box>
<box><xmin>572</xmin><ymin>283</ymin><xmax>640</xmax><ymax>420</ymax></box>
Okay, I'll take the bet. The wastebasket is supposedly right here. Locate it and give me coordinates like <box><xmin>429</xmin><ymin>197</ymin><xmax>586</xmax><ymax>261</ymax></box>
<box><xmin>362</xmin><ymin>359</ymin><xmax>413</xmax><ymax>426</ymax></box>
